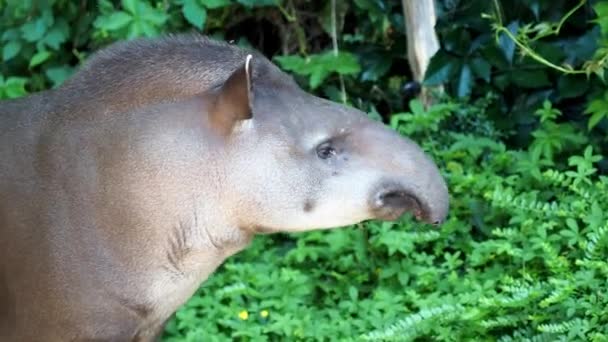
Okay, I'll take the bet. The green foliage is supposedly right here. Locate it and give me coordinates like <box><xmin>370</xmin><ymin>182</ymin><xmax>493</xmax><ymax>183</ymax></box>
<box><xmin>429</xmin><ymin>0</ymin><xmax>608</xmax><ymax>148</ymax></box>
<box><xmin>94</xmin><ymin>0</ymin><xmax>169</xmax><ymax>39</ymax></box>
<box><xmin>530</xmin><ymin>100</ymin><xmax>588</xmax><ymax>162</ymax></box>
<box><xmin>274</xmin><ymin>51</ymin><xmax>361</xmax><ymax>89</ymax></box>
<box><xmin>0</xmin><ymin>74</ymin><xmax>27</xmax><ymax>98</ymax></box>
<box><xmin>2</xmin><ymin>0</ymin><xmax>608</xmax><ymax>341</ymax></box>
<box><xmin>585</xmin><ymin>89</ymin><xmax>608</xmax><ymax>129</ymax></box>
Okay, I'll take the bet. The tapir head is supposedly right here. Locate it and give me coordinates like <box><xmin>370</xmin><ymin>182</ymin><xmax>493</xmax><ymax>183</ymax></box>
<box><xmin>206</xmin><ymin>55</ymin><xmax>449</xmax><ymax>233</ymax></box>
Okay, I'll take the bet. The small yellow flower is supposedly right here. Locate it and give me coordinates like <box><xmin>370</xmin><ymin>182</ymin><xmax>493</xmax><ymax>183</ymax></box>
<box><xmin>260</xmin><ymin>310</ymin><xmax>269</xmax><ymax>318</ymax></box>
<box><xmin>238</xmin><ymin>310</ymin><xmax>249</xmax><ymax>320</ymax></box>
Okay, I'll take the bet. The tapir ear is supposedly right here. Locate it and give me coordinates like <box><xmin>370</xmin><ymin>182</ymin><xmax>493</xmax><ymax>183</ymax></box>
<box><xmin>209</xmin><ymin>54</ymin><xmax>254</xmax><ymax>135</ymax></box>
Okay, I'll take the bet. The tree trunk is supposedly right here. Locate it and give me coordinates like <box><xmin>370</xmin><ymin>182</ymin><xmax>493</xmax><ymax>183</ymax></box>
<box><xmin>402</xmin><ymin>0</ymin><xmax>442</xmax><ymax>106</ymax></box>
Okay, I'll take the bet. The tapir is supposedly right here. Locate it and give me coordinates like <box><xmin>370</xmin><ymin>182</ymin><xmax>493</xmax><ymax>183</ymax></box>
<box><xmin>0</xmin><ymin>34</ymin><xmax>449</xmax><ymax>341</ymax></box>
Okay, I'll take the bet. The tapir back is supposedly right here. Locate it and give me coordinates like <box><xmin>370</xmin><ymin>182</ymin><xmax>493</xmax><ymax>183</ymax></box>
<box><xmin>0</xmin><ymin>93</ymin><xmax>51</xmax><ymax>252</ymax></box>
<box><xmin>0</xmin><ymin>93</ymin><xmax>56</xmax><ymax>340</ymax></box>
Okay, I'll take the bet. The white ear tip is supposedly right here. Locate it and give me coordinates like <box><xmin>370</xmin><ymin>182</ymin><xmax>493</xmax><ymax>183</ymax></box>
<box><xmin>245</xmin><ymin>54</ymin><xmax>253</xmax><ymax>74</ymax></box>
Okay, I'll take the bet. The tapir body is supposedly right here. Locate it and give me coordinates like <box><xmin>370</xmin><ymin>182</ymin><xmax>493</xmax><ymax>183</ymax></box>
<box><xmin>0</xmin><ymin>35</ymin><xmax>449</xmax><ymax>341</ymax></box>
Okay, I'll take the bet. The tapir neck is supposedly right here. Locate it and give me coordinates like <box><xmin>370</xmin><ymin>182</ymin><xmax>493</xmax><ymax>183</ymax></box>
<box><xmin>96</xmin><ymin>96</ymin><xmax>254</xmax><ymax>272</ymax></box>
<box><xmin>115</xmin><ymin>98</ymin><xmax>256</xmax><ymax>325</ymax></box>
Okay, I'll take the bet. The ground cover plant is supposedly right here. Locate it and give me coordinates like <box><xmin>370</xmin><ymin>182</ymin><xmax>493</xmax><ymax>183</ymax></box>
<box><xmin>1</xmin><ymin>0</ymin><xmax>607</xmax><ymax>340</ymax></box>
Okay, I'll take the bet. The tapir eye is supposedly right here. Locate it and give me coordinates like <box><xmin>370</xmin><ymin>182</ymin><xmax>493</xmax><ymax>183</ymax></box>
<box><xmin>316</xmin><ymin>141</ymin><xmax>336</xmax><ymax>159</ymax></box>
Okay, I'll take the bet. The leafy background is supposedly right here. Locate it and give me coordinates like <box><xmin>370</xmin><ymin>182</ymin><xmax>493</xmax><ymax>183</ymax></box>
<box><xmin>2</xmin><ymin>0</ymin><xmax>608</xmax><ymax>340</ymax></box>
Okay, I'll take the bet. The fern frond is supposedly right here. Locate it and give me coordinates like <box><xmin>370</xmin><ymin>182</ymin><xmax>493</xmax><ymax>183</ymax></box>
<box><xmin>537</xmin><ymin>318</ymin><xmax>589</xmax><ymax>334</ymax></box>
<box><xmin>361</xmin><ymin>304</ymin><xmax>464</xmax><ymax>341</ymax></box>
<box><xmin>575</xmin><ymin>259</ymin><xmax>608</xmax><ymax>275</ymax></box>
<box><xmin>479</xmin><ymin>314</ymin><xmax>523</xmax><ymax>328</ymax></box>
<box><xmin>215</xmin><ymin>282</ymin><xmax>248</xmax><ymax>297</ymax></box>
<box><xmin>499</xmin><ymin>327</ymin><xmax>561</xmax><ymax>342</ymax></box>
<box><xmin>405</xmin><ymin>230</ymin><xmax>442</xmax><ymax>243</ymax></box>
<box><xmin>539</xmin><ymin>283</ymin><xmax>574</xmax><ymax>308</ymax></box>
<box><xmin>480</xmin><ymin>284</ymin><xmax>543</xmax><ymax>308</ymax></box>
<box><xmin>540</xmin><ymin>242</ymin><xmax>570</xmax><ymax>273</ymax></box>
<box><xmin>487</xmin><ymin>185</ymin><xmax>567</xmax><ymax>218</ymax></box>
<box><xmin>492</xmin><ymin>227</ymin><xmax>519</xmax><ymax>238</ymax></box>
<box><xmin>584</xmin><ymin>223</ymin><xmax>608</xmax><ymax>260</ymax></box>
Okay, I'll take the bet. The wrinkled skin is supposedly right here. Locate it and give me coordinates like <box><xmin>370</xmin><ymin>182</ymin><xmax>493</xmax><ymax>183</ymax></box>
<box><xmin>0</xmin><ymin>35</ymin><xmax>449</xmax><ymax>341</ymax></box>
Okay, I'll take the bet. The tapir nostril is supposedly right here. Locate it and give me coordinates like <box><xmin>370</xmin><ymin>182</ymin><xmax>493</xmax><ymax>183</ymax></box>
<box><xmin>377</xmin><ymin>190</ymin><xmax>409</xmax><ymax>207</ymax></box>
<box><xmin>371</xmin><ymin>184</ymin><xmax>425</xmax><ymax>222</ymax></box>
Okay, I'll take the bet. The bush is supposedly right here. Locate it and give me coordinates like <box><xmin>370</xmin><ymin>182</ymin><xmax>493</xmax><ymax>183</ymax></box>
<box><xmin>428</xmin><ymin>0</ymin><xmax>608</xmax><ymax>152</ymax></box>
<box><xmin>1</xmin><ymin>0</ymin><xmax>607</xmax><ymax>340</ymax></box>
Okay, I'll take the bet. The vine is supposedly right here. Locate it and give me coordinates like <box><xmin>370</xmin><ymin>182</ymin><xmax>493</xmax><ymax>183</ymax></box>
<box><xmin>484</xmin><ymin>0</ymin><xmax>608</xmax><ymax>78</ymax></box>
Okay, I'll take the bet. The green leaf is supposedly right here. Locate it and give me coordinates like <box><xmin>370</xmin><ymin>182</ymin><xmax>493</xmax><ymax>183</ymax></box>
<box><xmin>1</xmin><ymin>77</ymin><xmax>28</xmax><ymax>99</ymax></box>
<box><xmin>183</xmin><ymin>0</ymin><xmax>207</xmax><ymax>29</ymax></box>
<box><xmin>498</xmin><ymin>21</ymin><xmax>519</xmax><ymax>64</ymax></box>
<box><xmin>99</xmin><ymin>12</ymin><xmax>133</xmax><ymax>31</ymax></box>
<box><xmin>457</xmin><ymin>63</ymin><xmax>473</xmax><ymax>98</ymax></box>
<box><xmin>202</xmin><ymin>0</ymin><xmax>232</xmax><ymax>8</ymax></box>
<box><xmin>480</xmin><ymin>44</ymin><xmax>509</xmax><ymax>69</ymax></box>
<box><xmin>42</xmin><ymin>19</ymin><xmax>69</xmax><ymax>50</ymax></box>
<box><xmin>492</xmin><ymin>73</ymin><xmax>510</xmax><ymax>90</ymax></box>
<box><xmin>139</xmin><ymin>22</ymin><xmax>156</xmax><ymax>37</ymax></box>
<box><xmin>2</xmin><ymin>40</ymin><xmax>21</xmax><ymax>62</ymax></box>
<box><xmin>359</xmin><ymin>52</ymin><xmax>391</xmax><ymax>81</ymax></box>
<box><xmin>121</xmin><ymin>0</ymin><xmax>138</xmax><ymax>14</ymax></box>
<box><xmin>424</xmin><ymin>52</ymin><xmax>458</xmax><ymax>86</ymax></box>
<box><xmin>236</xmin><ymin>0</ymin><xmax>278</xmax><ymax>7</ymax></box>
<box><xmin>126</xmin><ymin>23</ymin><xmax>142</xmax><ymax>39</ymax></box>
<box><xmin>470</xmin><ymin>57</ymin><xmax>491</xmax><ymax>82</ymax></box>
<box><xmin>98</xmin><ymin>0</ymin><xmax>115</xmax><ymax>12</ymax></box>
<box><xmin>593</xmin><ymin>2</ymin><xmax>608</xmax><ymax>35</ymax></box>
<box><xmin>587</xmin><ymin>111</ymin><xmax>606</xmax><ymax>130</ymax></box>
<box><xmin>20</xmin><ymin>14</ymin><xmax>53</xmax><ymax>42</ymax></box>
<box><xmin>526</xmin><ymin>1</ymin><xmax>540</xmax><ymax>19</ymax></box>
<box><xmin>274</xmin><ymin>52</ymin><xmax>359</xmax><ymax>89</ymax></box>
<box><xmin>557</xmin><ymin>74</ymin><xmax>589</xmax><ymax>99</ymax></box>
<box><xmin>443</xmin><ymin>28</ymin><xmax>471</xmax><ymax>55</ymax></box>
<box><xmin>510</xmin><ymin>69</ymin><xmax>551</xmax><ymax>88</ymax></box>
<box><xmin>29</xmin><ymin>50</ymin><xmax>51</xmax><ymax>68</ymax></box>
<box><xmin>1</xmin><ymin>29</ymin><xmax>20</xmax><ymax>42</ymax></box>
<box><xmin>45</xmin><ymin>66</ymin><xmax>74</xmax><ymax>87</ymax></box>
<box><xmin>309</xmin><ymin>68</ymin><xmax>330</xmax><ymax>89</ymax></box>
<box><xmin>584</xmin><ymin>96</ymin><xmax>608</xmax><ymax>130</ymax></box>
<box><xmin>273</xmin><ymin>55</ymin><xmax>305</xmax><ymax>72</ymax></box>
<box><xmin>409</xmin><ymin>99</ymin><xmax>425</xmax><ymax>116</ymax></box>
<box><xmin>331</xmin><ymin>52</ymin><xmax>361</xmax><ymax>75</ymax></box>
<box><xmin>140</xmin><ymin>4</ymin><xmax>168</xmax><ymax>26</ymax></box>
<box><xmin>319</xmin><ymin>0</ymin><xmax>349</xmax><ymax>36</ymax></box>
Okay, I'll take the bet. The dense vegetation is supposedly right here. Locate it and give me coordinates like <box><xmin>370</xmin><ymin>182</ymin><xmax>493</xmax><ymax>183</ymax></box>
<box><xmin>1</xmin><ymin>0</ymin><xmax>607</xmax><ymax>340</ymax></box>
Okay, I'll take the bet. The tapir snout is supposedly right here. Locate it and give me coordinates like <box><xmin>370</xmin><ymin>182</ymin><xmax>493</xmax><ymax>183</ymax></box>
<box><xmin>359</xmin><ymin>123</ymin><xmax>450</xmax><ymax>225</ymax></box>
